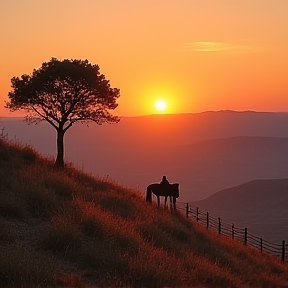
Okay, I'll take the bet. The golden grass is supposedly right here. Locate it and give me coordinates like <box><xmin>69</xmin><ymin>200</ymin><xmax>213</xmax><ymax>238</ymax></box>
<box><xmin>0</xmin><ymin>137</ymin><xmax>288</xmax><ymax>287</ymax></box>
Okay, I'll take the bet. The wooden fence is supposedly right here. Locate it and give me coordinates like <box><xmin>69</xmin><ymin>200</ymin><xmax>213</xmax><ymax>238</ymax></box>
<box><xmin>176</xmin><ymin>202</ymin><xmax>287</xmax><ymax>262</ymax></box>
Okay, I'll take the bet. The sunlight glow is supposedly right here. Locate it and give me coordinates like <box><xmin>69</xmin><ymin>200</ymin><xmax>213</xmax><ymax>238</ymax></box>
<box><xmin>154</xmin><ymin>99</ymin><xmax>167</xmax><ymax>111</ymax></box>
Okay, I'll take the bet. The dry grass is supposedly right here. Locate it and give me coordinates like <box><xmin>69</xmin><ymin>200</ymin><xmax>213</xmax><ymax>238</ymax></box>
<box><xmin>0</xmin><ymin>137</ymin><xmax>288</xmax><ymax>287</ymax></box>
<box><xmin>0</xmin><ymin>244</ymin><xmax>58</xmax><ymax>287</ymax></box>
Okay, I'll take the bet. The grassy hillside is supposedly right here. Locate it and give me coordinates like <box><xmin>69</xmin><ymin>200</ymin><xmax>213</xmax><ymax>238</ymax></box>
<box><xmin>0</xmin><ymin>137</ymin><xmax>288</xmax><ymax>287</ymax></box>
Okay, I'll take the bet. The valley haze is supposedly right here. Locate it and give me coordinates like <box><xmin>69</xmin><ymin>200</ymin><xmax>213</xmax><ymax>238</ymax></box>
<box><xmin>191</xmin><ymin>178</ymin><xmax>288</xmax><ymax>243</ymax></box>
<box><xmin>1</xmin><ymin>110</ymin><xmax>288</xmax><ymax>203</ymax></box>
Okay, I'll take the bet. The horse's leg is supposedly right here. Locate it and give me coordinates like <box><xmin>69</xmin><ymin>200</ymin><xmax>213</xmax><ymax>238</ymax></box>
<box><xmin>164</xmin><ymin>196</ymin><xmax>167</xmax><ymax>208</ymax></box>
<box><xmin>157</xmin><ymin>196</ymin><xmax>160</xmax><ymax>207</ymax></box>
<box><xmin>173</xmin><ymin>197</ymin><xmax>176</xmax><ymax>210</ymax></box>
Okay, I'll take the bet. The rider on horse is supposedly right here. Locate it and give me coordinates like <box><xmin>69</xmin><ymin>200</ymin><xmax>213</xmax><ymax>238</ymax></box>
<box><xmin>160</xmin><ymin>175</ymin><xmax>170</xmax><ymax>186</ymax></box>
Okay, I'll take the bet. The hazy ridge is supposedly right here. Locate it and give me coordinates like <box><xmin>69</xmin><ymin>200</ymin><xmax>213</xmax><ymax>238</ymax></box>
<box><xmin>191</xmin><ymin>178</ymin><xmax>288</xmax><ymax>243</ymax></box>
<box><xmin>1</xmin><ymin>111</ymin><xmax>288</xmax><ymax>202</ymax></box>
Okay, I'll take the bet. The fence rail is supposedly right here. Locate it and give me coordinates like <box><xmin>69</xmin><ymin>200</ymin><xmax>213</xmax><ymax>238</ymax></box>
<box><xmin>177</xmin><ymin>202</ymin><xmax>287</xmax><ymax>262</ymax></box>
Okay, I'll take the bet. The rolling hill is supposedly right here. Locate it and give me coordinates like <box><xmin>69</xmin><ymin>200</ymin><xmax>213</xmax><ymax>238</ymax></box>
<box><xmin>191</xmin><ymin>179</ymin><xmax>288</xmax><ymax>243</ymax></box>
<box><xmin>0</xmin><ymin>137</ymin><xmax>288</xmax><ymax>287</ymax></box>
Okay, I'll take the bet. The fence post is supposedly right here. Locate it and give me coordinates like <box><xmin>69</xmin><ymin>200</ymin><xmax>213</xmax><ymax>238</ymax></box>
<box><xmin>206</xmin><ymin>212</ymin><xmax>209</xmax><ymax>229</ymax></box>
<box><xmin>244</xmin><ymin>228</ymin><xmax>247</xmax><ymax>245</ymax></box>
<box><xmin>186</xmin><ymin>203</ymin><xmax>189</xmax><ymax>218</ymax></box>
<box><xmin>218</xmin><ymin>217</ymin><xmax>221</xmax><ymax>235</ymax></box>
<box><xmin>196</xmin><ymin>207</ymin><xmax>199</xmax><ymax>222</ymax></box>
<box><xmin>232</xmin><ymin>223</ymin><xmax>234</xmax><ymax>239</ymax></box>
<box><xmin>282</xmin><ymin>240</ymin><xmax>285</xmax><ymax>262</ymax></box>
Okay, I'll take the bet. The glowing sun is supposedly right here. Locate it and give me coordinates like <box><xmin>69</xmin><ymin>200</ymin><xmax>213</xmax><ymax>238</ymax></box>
<box><xmin>154</xmin><ymin>99</ymin><xmax>168</xmax><ymax>112</ymax></box>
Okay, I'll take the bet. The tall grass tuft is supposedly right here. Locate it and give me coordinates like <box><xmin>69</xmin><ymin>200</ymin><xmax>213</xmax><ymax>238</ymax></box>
<box><xmin>38</xmin><ymin>214</ymin><xmax>83</xmax><ymax>255</ymax></box>
<box><xmin>44</xmin><ymin>172</ymin><xmax>78</xmax><ymax>199</ymax></box>
<box><xmin>20</xmin><ymin>145</ymin><xmax>38</xmax><ymax>163</ymax></box>
<box><xmin>22</xmin><ymin>184</ymin><xmax>63</xmax><ymax>218</ymax></box>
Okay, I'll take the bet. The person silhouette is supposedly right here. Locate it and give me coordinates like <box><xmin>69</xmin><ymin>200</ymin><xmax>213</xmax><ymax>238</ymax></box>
<box><xmin>160</xmin><ymin>175</ymin><xmax>171</xmax><ymax>207</ymax></box>
<box><xmin>160</xmin><ymin>175</ymin><xmax>170</xmax><ymax>185</ymax></box>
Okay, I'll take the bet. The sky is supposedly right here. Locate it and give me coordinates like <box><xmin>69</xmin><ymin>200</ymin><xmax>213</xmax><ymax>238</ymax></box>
<box><xmin>0</xmin><ymin>0</ymin><xmax>287</xmax><ymax>117</ymax></box>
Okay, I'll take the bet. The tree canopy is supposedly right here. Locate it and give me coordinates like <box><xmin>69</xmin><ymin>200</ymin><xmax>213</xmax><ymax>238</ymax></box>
<box><xmin>6</xmin><ymin>57</ymin><xmax>120</xmax><ymax>166</ymax></box>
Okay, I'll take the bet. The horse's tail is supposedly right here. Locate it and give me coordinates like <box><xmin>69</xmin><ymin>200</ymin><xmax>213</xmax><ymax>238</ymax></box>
<box><xmin>146</xmin><ymin>185</ymin><xmax>152</xmax><ymax>202</ymax></box>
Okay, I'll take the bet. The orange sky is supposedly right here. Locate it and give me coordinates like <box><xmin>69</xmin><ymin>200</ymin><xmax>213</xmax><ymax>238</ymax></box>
<box><xmin>0</xmin><ymin>0</ymin><xmax>287</xmax><ymax>117</ymax></box>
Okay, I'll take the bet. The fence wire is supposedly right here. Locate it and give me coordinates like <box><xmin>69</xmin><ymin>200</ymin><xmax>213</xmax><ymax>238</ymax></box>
<box><xmin>177</xmin><ymin>202</ymin><xmax>286</xmax><ymax>262</ymax></box>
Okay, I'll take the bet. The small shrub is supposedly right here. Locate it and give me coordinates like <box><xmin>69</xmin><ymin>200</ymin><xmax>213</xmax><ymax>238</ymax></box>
<box><xmin>21</xmin><ymin>145</ymin><xmax>38</xmax><ymax>163</ymax></box>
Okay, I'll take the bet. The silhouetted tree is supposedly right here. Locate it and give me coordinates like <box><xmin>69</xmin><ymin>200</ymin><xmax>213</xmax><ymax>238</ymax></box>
<box><xmin>6</xmin><ymin>58</ymin><xmax>120</xmax><ymax>167</ymax></box>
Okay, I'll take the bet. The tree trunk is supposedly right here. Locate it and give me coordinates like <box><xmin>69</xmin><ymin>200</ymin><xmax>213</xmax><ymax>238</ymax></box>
<box><xmin>55</xmin><ymin>128</ymin><xmax>65</xmax><ymax>167</ymax></box>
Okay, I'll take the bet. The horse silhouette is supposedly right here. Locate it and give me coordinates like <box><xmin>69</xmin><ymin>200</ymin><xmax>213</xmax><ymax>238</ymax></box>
<box><xmin>146</xmin><ymin>183</ymin><xmax>179</xmax><ymax>209</ymax></box>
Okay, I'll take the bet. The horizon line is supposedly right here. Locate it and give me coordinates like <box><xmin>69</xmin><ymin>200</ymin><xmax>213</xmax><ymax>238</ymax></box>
<box><xmin>1</xmin><ymin>109</ymin><xmax>288</xmax><ymax>120</ymax></box>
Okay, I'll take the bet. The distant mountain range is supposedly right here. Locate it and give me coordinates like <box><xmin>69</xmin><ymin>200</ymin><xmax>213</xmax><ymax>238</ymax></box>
<box><xmin>1</xmin><ymin>111</ymin><xmax>288</xmax><ymax>202</ymax></box>
<box><xmin>191</xmin><ymin>178</ymin><xmax>288</xmax><ymax>243</ymax></box>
